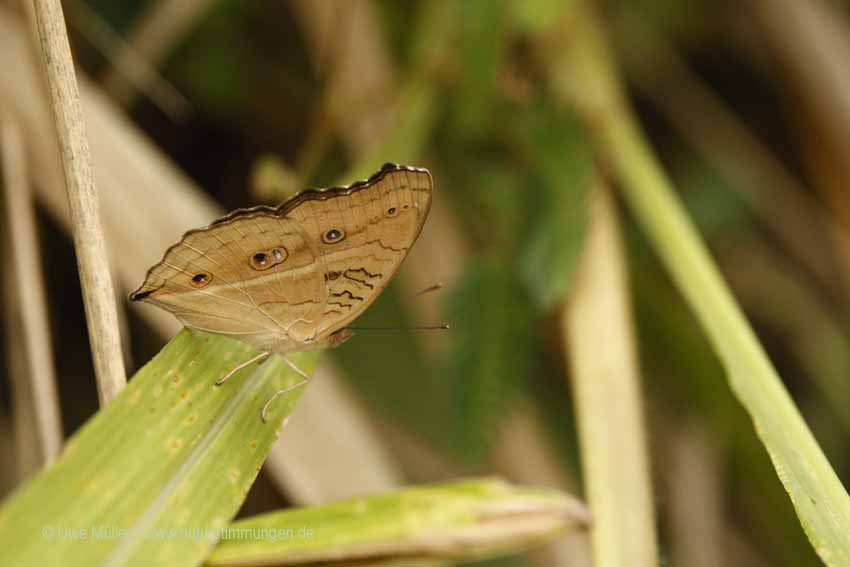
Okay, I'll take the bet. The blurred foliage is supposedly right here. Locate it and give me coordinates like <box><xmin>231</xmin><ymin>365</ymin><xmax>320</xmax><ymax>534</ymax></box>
<box><xmin>333</xmin><ymin>285</ymin><xmax>437</xmax><ymax>439</ymax></box>
<box><xmin>518</xmin><ymin>104</ymin><xmax>592</xmax><ymax>307</ymax></box>
<box><xmin>444</xmin><ymin>257</ymin><xmax>533</xmax><ymax>458</ymax></box>
<box><xmin>448</xmin><ymin>0</ymin><xmax>508</xmax><ymax>140</ymax></box>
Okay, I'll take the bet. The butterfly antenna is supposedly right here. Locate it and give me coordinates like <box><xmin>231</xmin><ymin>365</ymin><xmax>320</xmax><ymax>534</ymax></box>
<box><xmin>350</xmin><ymin>284</ymin><xmax>449</xmax><ymax>332</ymax></box>
<box><xmin>348</xmin><ymin>324</ymin><xmax>450</xmax><ymax>332</ymax></box>
<box><xmin>415</xmin><ymin>282</ymin><xmax>444</xmax><ymax>296</ymax></box>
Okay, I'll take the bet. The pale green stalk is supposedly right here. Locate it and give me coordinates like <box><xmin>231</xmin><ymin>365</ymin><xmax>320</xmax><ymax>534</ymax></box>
<box><xmin>565</xmin><ymin>185</ymin><xmax>659</xmax><ymax>567</ymax></box>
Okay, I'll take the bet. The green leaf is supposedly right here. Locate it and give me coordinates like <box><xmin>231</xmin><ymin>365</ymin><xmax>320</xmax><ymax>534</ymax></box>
<box><xmin>207</xmin><ymin>478</ymin><xmax>589</xmax><ymax>566</ymax></box>
<box><xmin>519</xmin><ymin>105</ymin><xmax>592</xmax><ymax>308</ymax></box>
<box><xmin>0</xmin><ymin>329</ymin><xmax>318</xmax><ymax>567</ymax></box>
<box><xmin>444</xmin><ymin>259</ymin><xmax>533</xmax><ymax>458</ymax></box>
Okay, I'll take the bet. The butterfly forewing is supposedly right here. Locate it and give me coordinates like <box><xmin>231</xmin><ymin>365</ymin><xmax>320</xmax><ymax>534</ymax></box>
<box><xmin>131</xmin><ymin>216</ymin><xmax>327</xmax><ymax>349</ymax></box>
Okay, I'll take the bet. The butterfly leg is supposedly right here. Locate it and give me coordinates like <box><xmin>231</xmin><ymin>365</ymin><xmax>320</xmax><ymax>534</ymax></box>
<box><xmin>215</xmin><ymin>351</ymin><xmax>271</xmax><ymax>386</ymax></box>
<box><xmin>282</xmin><ymin>355</ymin><xmax>309</xmax><ymax>379</ymax></box>
<box><xmin>260</xmin><ymin>356</ymin><xmax>311</xmax><ymax>423</ymax></box>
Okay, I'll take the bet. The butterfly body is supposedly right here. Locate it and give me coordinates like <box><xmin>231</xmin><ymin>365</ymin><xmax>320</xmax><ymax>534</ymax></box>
<box><xmin>131</xmin><ymin>163</ymin><xmax>432</xmax><ymax>355</ymax></box>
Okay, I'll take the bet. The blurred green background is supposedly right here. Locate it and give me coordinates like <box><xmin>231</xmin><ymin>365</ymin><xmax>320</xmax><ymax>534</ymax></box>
<box><xmin>3</xmin><ymin>1</ymin><xmax>850</xmax><ymax>565</ymax></box>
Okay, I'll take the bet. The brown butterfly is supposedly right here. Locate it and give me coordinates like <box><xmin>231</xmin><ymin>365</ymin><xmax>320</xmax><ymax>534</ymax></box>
<box><xmin>131</xmin><ymin>163</ymin><xmax>432</xmax><ymax>419</ymax></box>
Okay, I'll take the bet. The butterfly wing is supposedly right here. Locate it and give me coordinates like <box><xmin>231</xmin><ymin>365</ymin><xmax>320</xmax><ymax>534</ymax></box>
<box><xmin>281</xmin><ymin>163</ymin><xmax>432</xmax><ymax>341</ymax></box>
<box><xmin>130</xmin><ymin>214</ymin><xmax>328</xmax><ymax>352</ymax></box>
<box><xmin>131</xmin><ymin>163</ymin><xmax>432</xmax><ymax>352</ymax></box>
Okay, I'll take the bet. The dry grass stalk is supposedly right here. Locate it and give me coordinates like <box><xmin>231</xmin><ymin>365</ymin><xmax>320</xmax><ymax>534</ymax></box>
<box><xmin>666</xmin><ymin>422</ymin><xmax>724</xmax><ymax>567</ymax></box>
<box><xmin>565</xmin><ymin>183</ymin><xmax>659</xmax><ymax>567</ymax></box>
<box><xmin>291</xmin><ymin>0</ymin><xmax>395</xmax><ymax>156</ymax></box>
<box><xmin>3</xmin><ymin>263</ymin><xmax>40</xmax><ymax>479</ymax></box>
<box><xmin>30</xmin><ymin>0</ymin><xmax>126</xmax><ymax>405</ymax></box>
<box><xmin>1</xmin><ymin>112</ymin><xmax>63</xmax><ymax>473</ymax></box>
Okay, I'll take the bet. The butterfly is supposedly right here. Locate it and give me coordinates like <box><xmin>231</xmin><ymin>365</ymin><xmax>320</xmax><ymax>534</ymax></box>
<box><xmin>131</xmin><ymin>163</ymin><xmax>432</xmax><ymax>419</ymax></box>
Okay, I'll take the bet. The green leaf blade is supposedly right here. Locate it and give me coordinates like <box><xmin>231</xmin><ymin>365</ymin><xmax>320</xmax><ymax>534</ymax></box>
<box><xmin>207</xmin><ymin>478</ymin><xmax>589</xmax><ymax>566</ymax></box>
<box><xmin>0</xmin><ymin>329</ymin><xmax>317</xmax><ymax>567</ymax></box>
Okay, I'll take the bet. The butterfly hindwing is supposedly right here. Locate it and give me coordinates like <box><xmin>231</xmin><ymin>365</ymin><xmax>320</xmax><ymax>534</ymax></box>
<box><xmin>282</xmin><ymin>165</ymin><xmax>432</xmax><ymax>340</ymax></box>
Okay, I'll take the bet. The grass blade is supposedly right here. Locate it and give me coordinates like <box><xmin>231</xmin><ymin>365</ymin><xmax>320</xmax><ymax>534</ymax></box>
<box><xmin>0</xmin><ymin>329</ymin><xmax>318</xmax><ymax>567</ymax></box>
<box><xmin>206</xmin><ymin>478</ymin><xmax>589</xmax><ymax>566</ymax></box>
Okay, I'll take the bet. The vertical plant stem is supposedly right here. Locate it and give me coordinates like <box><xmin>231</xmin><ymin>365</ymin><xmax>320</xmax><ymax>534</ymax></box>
<box><xmin>559</xmin><ymin>5</ymin><xmax>850</xmax><ymax>563</ymax></box>
<box><xmin>31</xmin><ymin>0</ymin><xmax>126</xmax><ymax>405</ymax></box>
<box><xmin>3</xmin><ymin>266</ymin><xmax>40</xmax><ymax>479</ymax></box>
<box><xmin>565</xmin><ymin>183</ymin><xmax>659</xmax><ymax>567</ymax></box>
<box><xmin>1</xmin><ymin>112</ymin><xmax>63</xmax><ymax>471</ymax></box>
